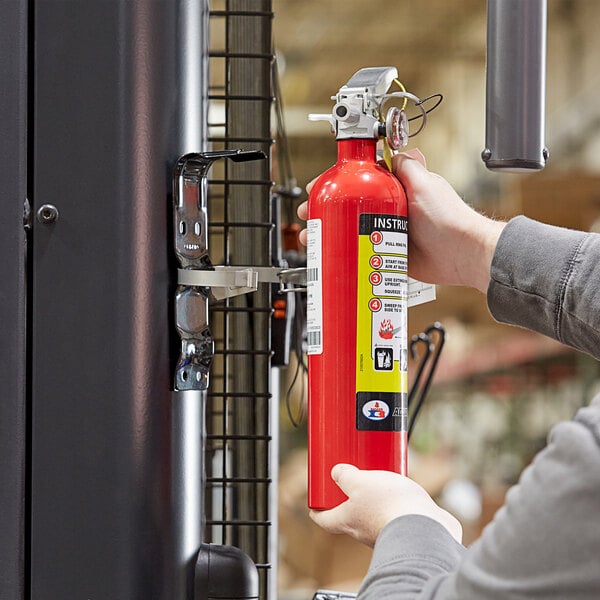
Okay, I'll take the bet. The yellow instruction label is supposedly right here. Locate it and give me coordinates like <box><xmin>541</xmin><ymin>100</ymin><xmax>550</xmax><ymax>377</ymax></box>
<box><xmin>355</xmin><ymin>214</ymin><xmax>408</xmax><ymax>431</ymax></box>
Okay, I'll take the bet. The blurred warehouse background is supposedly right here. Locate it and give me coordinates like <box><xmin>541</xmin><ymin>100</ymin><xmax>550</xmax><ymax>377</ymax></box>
<box><xmin>269</xmin><ymin>1</ymin><xmax>600</xmax><ymax>596</ymax></box>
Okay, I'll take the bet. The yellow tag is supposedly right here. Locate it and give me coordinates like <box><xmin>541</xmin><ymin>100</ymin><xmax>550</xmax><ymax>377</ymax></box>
<box><xmin>382</xmin><ymin>139</ymin><xmax>393</xmax><ymax>171</ymax></box>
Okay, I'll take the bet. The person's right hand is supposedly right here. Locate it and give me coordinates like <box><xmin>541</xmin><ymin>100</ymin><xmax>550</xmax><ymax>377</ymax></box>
<box><xmin>297</xmin><ymin>149</ymin><xmax>506</xmax><ymax>293</ymax></box>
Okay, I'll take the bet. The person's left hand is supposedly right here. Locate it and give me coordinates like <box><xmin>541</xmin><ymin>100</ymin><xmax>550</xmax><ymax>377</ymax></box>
<box><xmin>309</xmin><ymin>464</ymin><xmax>463</xmax><ymax>547</ymax></box>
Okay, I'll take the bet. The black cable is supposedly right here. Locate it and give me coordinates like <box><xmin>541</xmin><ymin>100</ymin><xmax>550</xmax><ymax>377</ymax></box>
<box><xmin>285</xmin><ymin>287</ymin><xmax>307</xmax><ymax>428</ymax></box>
<box><xmin>408</xmin><ymin>323</ymin><xmax>446</xmax><ymax>439</ymax></box>
<box><xmin>407</xmin><ymin>93</ymin><xmax>444</xmax><ymax>122</ymax></box>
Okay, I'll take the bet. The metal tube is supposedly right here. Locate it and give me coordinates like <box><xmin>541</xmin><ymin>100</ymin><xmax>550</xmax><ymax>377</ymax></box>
<box><xmin>177</xmin><ymin>0</ymin><xmax>209</xmax><ymax>154</ymax></box>
<box><xmin>172</xmin><ymin>3</ymin><xmax>209</xmax><ymax>597</ymax></box>
<box><xmin>171</xmin><ymin>390</ymin><xmax>205</xmax><ymax>600</ymax></box>
<box><xmin>483</xmin><ymin>0</ymin><xmax>548</xmax><ymax>172</ymax></box>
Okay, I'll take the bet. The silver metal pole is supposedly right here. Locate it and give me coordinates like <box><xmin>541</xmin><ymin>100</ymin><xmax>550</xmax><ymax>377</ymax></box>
<box><xmin>483</xmin><ymin>0</ymin><xmax>548</xmax><ymax>172</ymax></box>
<box><xmin>171</xmin><ymin>389</ymin><xmax>205</xmax><ymax>600</ymax></box>
<box><xmin>177</xmin><ymin>0</ymin><xmax>209</xmax><ymax>154</ymax></box>
<box><xmin>173</xmin><ymin>2</ymin><xmax>210</xmax><ymax>597</ymax></box>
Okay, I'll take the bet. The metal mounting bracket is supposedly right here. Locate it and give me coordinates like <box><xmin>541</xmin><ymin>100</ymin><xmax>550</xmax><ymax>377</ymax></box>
<box><xmin>172</xmin><ymin>150</ymin><xmax>266</xmax><ymax>391</ymax></box>
<box><xmin>177</xmin><ymin>265</ymin><xmax>307</xmax><ymax>301</ymax></box>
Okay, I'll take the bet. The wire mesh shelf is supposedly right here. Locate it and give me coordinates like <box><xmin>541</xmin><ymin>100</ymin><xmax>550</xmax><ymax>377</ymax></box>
<box><xmin>206</xmin><ymin>2</ymin><xmax>276</xmax><ymax>599</ymax></box>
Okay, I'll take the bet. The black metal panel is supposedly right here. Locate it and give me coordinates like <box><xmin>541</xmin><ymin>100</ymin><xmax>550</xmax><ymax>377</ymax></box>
<box><xmin>30</xmin><ymin>1</ymin><xmax>189</xmax><ymax>597</ymax></box>
<box><xmin>0</xmin><ymin>1</ymin><xmax>28</xmax><ymax>598</ymax></box>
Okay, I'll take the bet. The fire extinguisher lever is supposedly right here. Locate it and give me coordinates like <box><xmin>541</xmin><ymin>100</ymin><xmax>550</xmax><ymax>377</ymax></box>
<box><xmin>309</xmin><ymin>66</ymin><xmax>435</xmax><ymax>152</ymax></box>
<box><xmin>342</xmin><ymin>65</ymin><xmax>399</xmax><ymax>97</ymax></box>
<box><xmin>173</xmin><ymin>150</ymin><xmax>265</xmax><ymax>391</ymax></box>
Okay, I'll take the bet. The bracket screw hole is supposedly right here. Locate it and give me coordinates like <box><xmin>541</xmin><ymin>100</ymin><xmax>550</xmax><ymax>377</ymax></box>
<box><xmin>37</xmin><ymin>204</ymin><xmax>59</xmax><ymax>224</ymax></box>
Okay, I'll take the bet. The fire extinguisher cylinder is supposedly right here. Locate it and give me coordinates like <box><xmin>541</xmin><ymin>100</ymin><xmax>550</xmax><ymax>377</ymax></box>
<box><xmin>306</xmin><ymin>66</ymin><xmax>436</xmax><ymax>510</ymax></box>
<box><xmin>307</xmin><ymin>137</ymin><xmax>409</xmax><ymax>509</ymax></box>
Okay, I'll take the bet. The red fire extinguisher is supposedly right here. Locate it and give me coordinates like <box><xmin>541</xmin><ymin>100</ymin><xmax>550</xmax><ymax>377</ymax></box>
<box><xmin>307</xmin><ymin>67</ymin><xmax>428</xmax><ymax>509</ymax></box>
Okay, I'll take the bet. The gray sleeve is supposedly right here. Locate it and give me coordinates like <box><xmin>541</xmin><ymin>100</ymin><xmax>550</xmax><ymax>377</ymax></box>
<box><xmin>358</xmin><ymin>400</ymin><xmax>600</xmax><ymax>600</ymax></box>
<box><xmin>357</xmin><ymin>515</ymin><xmax>466</xmax><ymax>600</ymax></box>
<box><xmin>487</xmin><ymin>215</ymin><xmax>600</xmax><ymax>360</ymax></box>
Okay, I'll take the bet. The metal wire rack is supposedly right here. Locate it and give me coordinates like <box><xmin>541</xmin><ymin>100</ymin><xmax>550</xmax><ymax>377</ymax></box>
<box><xmin>206</xmin><ymin>2</ymin><xmax>276</xmax><ymax>599</ymax></box>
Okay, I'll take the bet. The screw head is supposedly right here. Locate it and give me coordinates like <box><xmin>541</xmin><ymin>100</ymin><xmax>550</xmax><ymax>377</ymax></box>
<box><xmin>481</xmin><ymin>148</ymin><xmax>492</xmax><ymax>162</ymax></box>
<box><xmin>37</xmin><ymin>204</ymin><xmax>59</xmax><ymax>224</ymax></box>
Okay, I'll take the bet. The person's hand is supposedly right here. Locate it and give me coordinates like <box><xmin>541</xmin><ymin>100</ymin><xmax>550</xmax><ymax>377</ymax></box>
<box><xmin>309</xmin><ymin>464</ymin><xmax>462</xmax><ymax>548</ymax></box>
<box><xmin>391</xmin><ymin>149</ymin><xmax>505</xmax><ymax>292</ymax></box>
<box><xmin>297</xmin><ymin>149</ymin><xmax>505</xmax><ymax>292</ymax></box>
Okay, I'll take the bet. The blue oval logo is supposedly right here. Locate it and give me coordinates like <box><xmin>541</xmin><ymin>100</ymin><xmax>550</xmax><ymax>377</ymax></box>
<box><xmin>362</xmin><ymin>400</ymin><xmax>390</xmax><ymax>421</ymax></box>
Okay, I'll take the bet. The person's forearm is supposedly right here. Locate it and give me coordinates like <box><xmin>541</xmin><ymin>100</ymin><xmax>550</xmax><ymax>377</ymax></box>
<box><xmin>488</xmin><ymin>216</ymin><xmax>600</xmax><ymax>360</ymax></box>
<box><xmin>358</xmin><ymin>515</ymin><xmax>465</xmax><ymax>600</ymax></box>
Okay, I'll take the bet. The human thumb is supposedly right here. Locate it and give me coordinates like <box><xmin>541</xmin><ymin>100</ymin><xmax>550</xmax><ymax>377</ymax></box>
<box><xmin>399</xmin><ymin>148</ymin><xmax>427</xmax><ymax>167</ymax></box>
<box><xmin>330</xmin><ymin>463</ymin><xmax>360</xmax><ymax>495</ymax></box>
<box><xmin>392</xmin><ymin>149</ymin><xmax>429</xmax><ymax>194</ymax></box>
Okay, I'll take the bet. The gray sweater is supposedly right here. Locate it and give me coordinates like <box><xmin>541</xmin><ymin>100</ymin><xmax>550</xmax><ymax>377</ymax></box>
<box><xmin>358</xmin><ymin>216</ymin><xmax>600</xmax><ymax>599</ymax></box>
